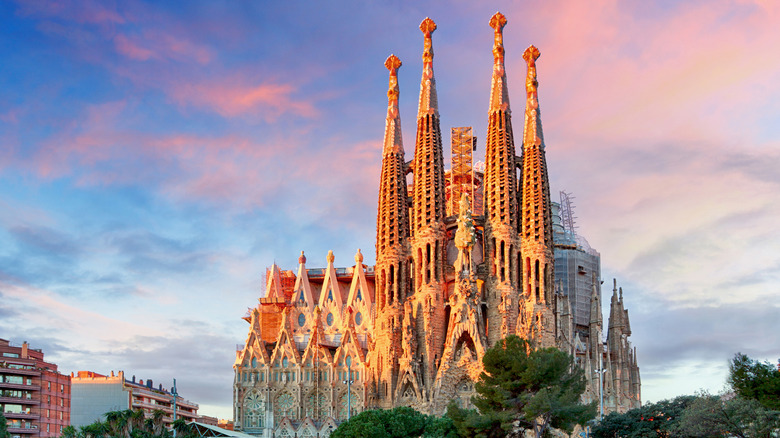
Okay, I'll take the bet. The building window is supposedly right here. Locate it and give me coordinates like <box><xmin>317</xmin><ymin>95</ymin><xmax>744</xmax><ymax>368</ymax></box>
<box><xmin>326</xmin><ymin>313</ymin><xmax>334</xmax><ymax>326</ymax></box>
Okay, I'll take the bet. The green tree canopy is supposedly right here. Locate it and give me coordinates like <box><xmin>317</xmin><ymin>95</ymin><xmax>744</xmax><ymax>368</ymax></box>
<box><xmin>591</xmin><ymin>395</ymin><xmax>698</xmax><ymax>438</ymax></box>
<box><xmin>729</xmin><ymin>353</ymin><xmax>780</xmax><ymax>410</ymax></box>
<box><xmin>331</xmin><ymin>406</ymin><xmax>455</xmax><ymax>438</ymax></box>
<box><xmin>676</xmin><ymin>392</ymin><xmax>780</xmax><ymax>438</ymax></box>
<box><xmin>64</xmin><ymin>409</ymin><xmax>200</xmax><ymax>438</ymax></box>
<box><xmin>448</xmin><ymin>335</ymin><xmax>595</xmax><ymax>438</ymax></box>
<box><xmin>0</xmin><ymin>412</ymin><xmax>10</xmax><ymax>438</ymax></box>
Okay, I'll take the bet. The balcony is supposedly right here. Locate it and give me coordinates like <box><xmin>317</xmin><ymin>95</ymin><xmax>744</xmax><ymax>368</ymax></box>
<box><xmin>0</xmin><ymin>368</ymin><xmax>41</xmax><ymax>377</ymax></box>
<box><xmin>6</xmin><ymin>423</ymin><xmax>38</xmax><ymax>435</ymax></box>
<box><xmin>0</xmin><ymin>382</ymin><xmax>40</xmax><ymax>391</ymax></box>
<box><xmin>0</xmin><ymin>396</ymin><xmax>39</xmax><ymax>405</ymax></box>
<box><xmin>2</xmin><ymin>412</ymin><xmax>39</xmax><ymax>420</ymax></box>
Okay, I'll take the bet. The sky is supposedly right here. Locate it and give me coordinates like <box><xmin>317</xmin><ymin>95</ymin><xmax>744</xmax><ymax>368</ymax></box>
<box><xmin>1</xmin><ymin>0</ymin><xmax>779</xmax><ymax>420</ymax></box>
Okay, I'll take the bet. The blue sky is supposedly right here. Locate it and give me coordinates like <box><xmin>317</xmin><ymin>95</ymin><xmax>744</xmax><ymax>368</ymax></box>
<box><xmin>1</xmin><ymin>0</ymin><xmax>779</xmax><ymax>419</ymax></box>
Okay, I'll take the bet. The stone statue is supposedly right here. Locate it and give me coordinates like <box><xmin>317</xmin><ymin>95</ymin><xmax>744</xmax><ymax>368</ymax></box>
<box><xmin>454</xmin><ymin>193</ymin><xmax>476</xmax><ymax>278</ymax></box>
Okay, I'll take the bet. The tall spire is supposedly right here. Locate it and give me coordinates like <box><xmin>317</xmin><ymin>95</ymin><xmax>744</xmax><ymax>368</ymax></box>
<box><xmin>518</xmin><ymin>45</ymin><xmax>556</xmax><ymax>348</ymax></box>
<box><xmin>411</xmin><ymin>17</ymin><xmax>445</xmax><ymax>237</ymax></box>
<box><xmin>376</xmin><ymin>54</ymin><xmax>410</xmax><ymax>264</ymax></box>
<box><xmin>383</xmin><ymin>55</ymin><xmax>404</xmax><ymax>156</ymax></box>
<box><xmin>417</xmin><ymin>17</ymin><xmax>439</xmax><ymax>117</ymax></box>
<box><xmin>522</xmin><ymin>45</ymin><xmax>544</xmax><ymax>150</ymax></box>
<box><xmin>520</xmin><ymin>45</ymin><xmax>553</xmax><ymax>247</ymax></box>
<box><xmin>371</xmin><ymin>54</ymin><xmax>411</xmax><ymax>409</ymax></box>
<box><xmin>483</xmin><ymin>12</ymin><xmax>519</xmax><ymax>344</ymax></box>
<box><xmin>408</xmin><ymin>16</ymin><xmax>447</xmax><ymax>400</ymax></box>
<box><xmin>488</xmin><ymin>12</ymin><xmax>510</xmax><ymax>113</ymax></box>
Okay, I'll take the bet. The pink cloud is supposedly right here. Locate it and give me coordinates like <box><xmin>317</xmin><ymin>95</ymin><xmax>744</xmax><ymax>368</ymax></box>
<box><xmin>498</xmin><ymin>0</ymin><xmax>780</xmax><ymax>150</ymax></box>
<box><xmin>113</xmin><ymin>31</ymin><xmax>213</xmax><ymax>64</ymax></box>
<box><xmin>170</xmin><ymin>79</ymin><xmax>318</xmax><ymax>120</ymax></box>
<box><xmin>114</xmin><ymin>34</ymin><xmax>156</xmax><ymax>61</ymax></box>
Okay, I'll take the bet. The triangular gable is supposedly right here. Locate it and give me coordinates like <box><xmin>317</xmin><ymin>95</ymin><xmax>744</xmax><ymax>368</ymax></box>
<box><xmin>236</xmin><ymin>308</ymin><xmax>271</xmax><ymax>367</ymax></box>
<box><xmin>265</xmin><ymin>263</ymin><xmax>284</xmax><ymax>300</ymax></box>
<box><xmin>318</xmin><ymin>251</ymin><xmax>346</xmax><ymax>331</ymax></box>
<box><xmin>274</xmin><ymin>418</ymin><xmax>296</xmax><ymax>437</ymax></box>
<box><xmin>333</xmin><ymin>310</ymin><xmax>366</xmax><ymax>365</ymax></box>
<box><xmin>269</xmin><ymin>308</ymin><xmax>302</xmax><ymax>367</ymax></box>
<box><xmin>297</xmin><ymin>418</ymin><xmax>318</xmax><ymax>437</ymax></box>
<box><xmin>395</xmin><ymin>368</ymin><xmax>423</xmax><ymax>403</ymax></box>
<box><xmin>319</xmin><ymin>417</ymin><xmax>338</xmax><ymax>433</ymax></box>
<box><xmin>292</xmin><ymin>251</ymin><xmax>316</xmax><ymax>311</ymax></box>
<box><xmin>345</xmin><ymin>249</ymin><xmax>374</xmax><ymax>331</ymax></box>
<box><xmin>301</xmin><ymin>307</ymin><xmax>333</xmax><ymax>367</ymax></box>
<box><xmin>318</xmin><ymin>250</ymin><xmax>345</xmax><ymax>309</ymax></box>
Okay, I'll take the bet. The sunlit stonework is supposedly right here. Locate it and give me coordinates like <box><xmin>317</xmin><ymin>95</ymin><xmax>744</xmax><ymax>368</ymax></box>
<box><xmin>233</xmin><ymin>13</ymin><xmax>640</xmax><ymax>437</ymax></box>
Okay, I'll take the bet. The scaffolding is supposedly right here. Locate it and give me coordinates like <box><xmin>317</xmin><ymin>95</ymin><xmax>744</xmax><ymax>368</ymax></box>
<box><xmin>448</xmin><ymin>127</ymin><xmax>477</xmax><ymax>216</ymax></box>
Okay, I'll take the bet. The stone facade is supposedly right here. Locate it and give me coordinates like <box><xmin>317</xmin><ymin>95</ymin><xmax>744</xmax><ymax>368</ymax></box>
<box><xmin>233</xmin><ymin>13</ymin><xmax>641</xmax><ymax>437</ymax></box>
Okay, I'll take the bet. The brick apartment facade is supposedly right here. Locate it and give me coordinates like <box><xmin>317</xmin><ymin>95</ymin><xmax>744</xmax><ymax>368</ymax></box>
<box><xmin>0</xmin><ymin>339</ymin><xmax>70</xmax><ymax>438</ymax></box>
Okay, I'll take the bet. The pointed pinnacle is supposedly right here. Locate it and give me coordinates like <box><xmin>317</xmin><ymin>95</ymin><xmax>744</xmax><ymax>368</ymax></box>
<box><xmin>420</xmin><ymin>17</ymin><xmax>437</xmax><ymax>63</ymax></box>
<box><xmin>385</xmin><ymin>55</ymin><xmax>402</xmax><ymax>109</ymax></box>
<box><xmin>490</xmin><ymin>12</ymin><xmax>507</xmax><ymax>62</ymax></box>
<box><xmin>523</xmin><ymin>45</ymin><xmax>541</xmax><ymax>95</ymax></box>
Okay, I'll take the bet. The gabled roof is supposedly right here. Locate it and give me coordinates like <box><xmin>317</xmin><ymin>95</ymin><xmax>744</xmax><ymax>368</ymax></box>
<box><xmin>318</xmin><ymin>251</ymin><xmax>346</xmax><ymax>309</ymax></box>
<box><xmin>345</xmin><ymin>250</ymin><xmax>374</xmax><ymax>316</ymax></box>
<box><xmin>292</xmin><ymin>251</ymin><xmax>316</xmax><ymax>312</ymax></box>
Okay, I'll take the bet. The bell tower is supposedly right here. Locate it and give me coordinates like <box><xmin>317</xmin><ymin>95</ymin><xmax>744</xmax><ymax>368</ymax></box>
<box><xmin>517</xmin><ymin>46</ymin><xmax>557</xmax><ymax>348</ymax></box>
<box><xmin>408</xmin><ymin>17</ymin><xmax>447</xmax><ymax>398</ymax></box>
<box><xmin>371</xmin><ymin>54</ymin><xmax>411</xmax><ymax>408</ymax></box>
<box><xmin>482</xmin><ymin>12</ymin><xmax>520</xmax><ymax>346</ymax></box>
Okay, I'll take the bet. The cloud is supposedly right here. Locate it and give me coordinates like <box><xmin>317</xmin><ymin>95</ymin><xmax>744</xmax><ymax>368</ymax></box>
<box><xmin>8</xmin><ymin>224</ymin><xmax>82</xmax><ymax>257</ymax></box>
<box><xmin>114</xmin><ymin>31</ymin><xmax>213</xmax><ymax>64</ymax></box>
<box><xmin>628</xmin><ymin>296</ymin><xmax>780</xmax><ymax>401</ymax></box>
<box><xmin>168</xmin><ymin>78</ymin><xmax>317</xmax><ymax>120</ymax></box>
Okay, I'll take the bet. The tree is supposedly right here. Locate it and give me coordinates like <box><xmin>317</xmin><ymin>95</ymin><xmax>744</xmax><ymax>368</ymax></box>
<box><xmin>448</xmin><ymin>335</ymin><xmax>595</xmax><ymax>438</ymax></box>
<box><xmin>61</xmin><ymin>425</ymin><xmax>79</xmax><ymax>438</ymax></box>
<box><xmin>0</xmin><ymin>412</ymin><xmax>10</xmax><ymax>438</ymax></box>
<box><xmin>729</xmin><ymin>353</ymin><xmax>780</xmax><ymax>410</ymax></box>
<box><xmin>590</xmin><ymin>395</ymin><xmax>698</xmax><ymax>438</ymax></box>
<box><xmin>331</xmin><ymin>406</ymin><xmax>456</xmax><ymax>438</ymax></box>
<box><xmin>676</xmin><ymin>393</ymin><xmax>780</xmax><ymax>438</ymax></box>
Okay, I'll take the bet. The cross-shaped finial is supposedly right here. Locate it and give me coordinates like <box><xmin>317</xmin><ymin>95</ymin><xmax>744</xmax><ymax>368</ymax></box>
<box><xmin>384</xmin><ymin>54</ymin><xmax>402</xmax><ymax>73</ymax></box>
<box><xmin>420</xmin><ymin>17</ymin><xmax>437</xmax><ymax>36</ymax></box>
<box><xmin>523</xmin><ymin>45</ymin><xmax>541</xmax><ymax>65</ymax></box>
<box><xmin>489</xmin><ymin>12</ymin><xmax>507</xmax><ymax>33</ymax></box>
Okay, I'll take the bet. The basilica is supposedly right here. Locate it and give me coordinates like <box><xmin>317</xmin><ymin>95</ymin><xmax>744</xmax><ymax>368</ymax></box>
<box><xmin>233</xmin><ymin>13</ymin><xmax>641</xmax><ymax>437</ymax></box>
